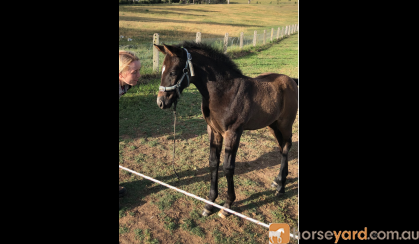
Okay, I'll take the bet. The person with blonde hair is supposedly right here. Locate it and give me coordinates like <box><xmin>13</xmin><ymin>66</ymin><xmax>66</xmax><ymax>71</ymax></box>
<box><xmin>119</xmin><ymin>50</ymin><xmax>141</xmax><ymax>202</ymax></box>
<box><xmin>119</xmin><ymin>50</ymin><xmax>141</xmax><ymax>98</ymax></box>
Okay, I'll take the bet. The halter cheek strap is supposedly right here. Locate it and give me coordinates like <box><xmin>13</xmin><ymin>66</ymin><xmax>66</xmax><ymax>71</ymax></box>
<box><xmin>159</xmin><ymin>48</ymin><xmax>195</xmax><ymax>98</ymax></box>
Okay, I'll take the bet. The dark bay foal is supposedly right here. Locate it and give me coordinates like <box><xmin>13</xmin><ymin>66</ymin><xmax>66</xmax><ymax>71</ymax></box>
<box><xmin>154</xmin><ymin>42</ymin><xmax>298</xmax><ymax>218</ymax></box>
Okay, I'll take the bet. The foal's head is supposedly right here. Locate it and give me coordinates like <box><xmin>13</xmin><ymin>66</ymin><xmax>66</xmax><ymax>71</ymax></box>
<box><xmin>154</xmin><ymin>44</ymin><xmax>190</xmax><ymax>109</ymax></box>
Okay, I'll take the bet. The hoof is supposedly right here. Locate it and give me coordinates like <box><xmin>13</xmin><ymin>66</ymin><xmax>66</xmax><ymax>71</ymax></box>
<box><xmin>202</xmin><ymin>209</ymin><xmax>212</xmax><ymax>217</ymax></box>
<box><xmin>275</xmin><ymin>191</ymin><xmax>285</xmax><ymax>197</ymax></box>
<box><xmin>271</xmin><ymin>181</ymin><xmax>279</xmax><ymax>188</ymax></box>
<box><xmin>218</xmin><ymin>209</ymin><xmax>230</xmax><ymax>219</ymax></box>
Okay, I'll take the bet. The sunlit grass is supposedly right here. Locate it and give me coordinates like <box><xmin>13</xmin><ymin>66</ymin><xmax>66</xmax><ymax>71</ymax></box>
<box><xmin>119</xmin><ymin>3</ymin><xmax>298</xmax><ymax>44</ymax></box>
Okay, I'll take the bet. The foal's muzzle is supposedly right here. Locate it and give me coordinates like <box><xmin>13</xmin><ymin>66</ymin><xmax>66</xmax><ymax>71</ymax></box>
<box><xmin>157</xmin><ymin>98</ymin><xmax>164</xmax><ymax>109</ymax></box>
<box><xmin>157</xmin><ymin>95</ymin><xmax>174</xmax><ymax>109</ymax></box>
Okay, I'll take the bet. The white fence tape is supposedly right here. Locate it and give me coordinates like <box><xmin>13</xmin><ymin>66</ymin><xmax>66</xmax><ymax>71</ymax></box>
<box><xmin>119</xmin><ymin>165</ymin><xmax>298</xmax><ymax>239</ymax></box>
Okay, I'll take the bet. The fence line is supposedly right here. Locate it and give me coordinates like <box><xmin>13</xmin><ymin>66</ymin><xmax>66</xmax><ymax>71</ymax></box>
<box><xmin>119</xmin><ymin>24</ymin><xmax>298</xmax><ymax>74</ymax></box>
<box><xmin>119</xmin><ymin>165</ymin><xmax>299</xmax><ymax>239</ymax></box>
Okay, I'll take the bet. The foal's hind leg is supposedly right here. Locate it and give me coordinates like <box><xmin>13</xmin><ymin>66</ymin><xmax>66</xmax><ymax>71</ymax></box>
<box><xmin>202</xmin><ymin>125</ymin><xmax>223</xmax><ymax>216</ymax></box>
<box><xmin>268</xmin><ymin>124</ymin><xmax>292</xmax><ymax>196</ymax></box>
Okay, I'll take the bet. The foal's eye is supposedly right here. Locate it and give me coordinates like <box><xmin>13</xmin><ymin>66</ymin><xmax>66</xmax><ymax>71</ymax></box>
<box><xmin>170</xmin><ymin>71</ymin><xmax>176</xmax><ymax>76</ymax></box>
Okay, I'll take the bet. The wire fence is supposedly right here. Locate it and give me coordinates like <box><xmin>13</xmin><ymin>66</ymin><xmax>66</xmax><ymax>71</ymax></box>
<box><xmin>119</xmin><ymin>24</ymin><xmax>298</xmax><ymax>75</ymax></box>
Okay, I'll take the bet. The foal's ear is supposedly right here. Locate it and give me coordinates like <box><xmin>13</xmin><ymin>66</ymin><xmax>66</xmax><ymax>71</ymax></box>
<box><xmin>163</xmin><ymin>44</ymin><xmax>183</xmax><ymax>57</ymax></box>
<box><xmin>154</xmin><ymin>44</ymin><xmax>166</xmax><ymax>54</ymax></box>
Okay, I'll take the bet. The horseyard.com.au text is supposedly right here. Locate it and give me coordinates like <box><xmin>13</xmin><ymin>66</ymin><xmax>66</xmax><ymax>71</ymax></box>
<box><xmin>289</xmin><ymin>227</ymin><xmax>418</xmax><ymax>242</ymax></box>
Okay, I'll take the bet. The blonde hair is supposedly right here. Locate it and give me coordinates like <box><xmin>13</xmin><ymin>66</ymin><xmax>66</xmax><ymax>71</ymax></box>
<box><xmin>119</xmin><ymin>50</ymin><xmax>140</xmax><ymax>74</ymax></box>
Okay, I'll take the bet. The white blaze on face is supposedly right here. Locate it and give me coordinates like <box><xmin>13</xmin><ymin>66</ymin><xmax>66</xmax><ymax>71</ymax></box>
<box><xmin>162</xmin><ymin>65</ymin><xmax>165</xmax><ymax>75</ymax></box>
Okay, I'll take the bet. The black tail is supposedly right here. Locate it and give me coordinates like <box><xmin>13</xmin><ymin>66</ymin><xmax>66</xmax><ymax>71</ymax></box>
<box><xmin>292</xmin><ymin>78</ymin><xmax>298</xmax><ymax>85</ymax></box>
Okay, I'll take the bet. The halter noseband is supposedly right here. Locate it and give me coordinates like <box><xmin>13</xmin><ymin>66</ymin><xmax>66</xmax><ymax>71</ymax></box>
<box><xmin>159</xmin><ymin>48</ymin><xmax>195</xmax><ymax>98</ymax></box>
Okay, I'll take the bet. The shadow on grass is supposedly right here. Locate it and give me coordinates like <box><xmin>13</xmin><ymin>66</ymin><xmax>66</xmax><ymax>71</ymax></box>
<box><xmin>233</xmin><ymin>176</ymin><xmax>298</xmax><ymax>212</ymax></box>
<box><xmin>119</xmin><ymin>85</ymin><xmax>207</xmax><ymax>139</ymax></box>
<box><xmin>228</xmin><ymin>35</ymin><xmax>297</xmax><ymax>60</ymax></box>
<box><xmin>120</xmin><ymin>145</ymin><xmax>298</xmax><ymax>212</ymax></box>
<box><xmin>120</xmin><ymin>10</ymin><xmax>208</xmax><ymax>17</ymax></box>
<box><xmin>119</xmin><ymin>6</ymin><xmax>221</xmax><ymax>14</ymax></box>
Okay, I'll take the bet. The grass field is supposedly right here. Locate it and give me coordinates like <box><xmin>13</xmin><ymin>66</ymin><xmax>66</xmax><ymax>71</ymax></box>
<box><xmin>119</xmin><ymin>1</ymin><xmax>297</xmax><ymax>44</ymax></box>
<box><xmin>119</xmin><ymin>2</ymin><xmax>298</xmax><ymax>76</ymax></box>
<box><xmin>119</xmin><ymin>3</ymin><xmax>298</xmax><ymax>243</ymax></box>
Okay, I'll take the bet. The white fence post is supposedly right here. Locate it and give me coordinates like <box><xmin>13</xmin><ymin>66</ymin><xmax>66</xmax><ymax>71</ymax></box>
<box><xmin>153</xmin><ymin>33</ymin><xmax>159</xmax><ymax>73</ymax></box>
<box><xmin>223</xmin><ymin>32</ymin><xmax>228</xmax><ymax>54</ymax></box>
<box><xmin>263</xmin><ymin>29</ymin><xmax>266</xmax><ymax>45</ymax></box>
<box><xmin>277</xmin><ymin>27</ymin><xmax>280</xmax><ymax>40</ymax></box>
<box><xmin>240</xmin><ymin>32</ymin><xmax>244</xmax><ymax>49</ymax></box>
<box><xmin>196</xmin><ymin>32</ymin><xmax>201</xmax><ymax>43</ymax></box>
<box><xmin>271</xmin><ymin>28</ymin><xmax>273</xmax><ymax>42</ymax></box>
<box><xmin>253</xmin><ymin>30</ymin><xmax>257</xmax><ymax>46</ymax></box>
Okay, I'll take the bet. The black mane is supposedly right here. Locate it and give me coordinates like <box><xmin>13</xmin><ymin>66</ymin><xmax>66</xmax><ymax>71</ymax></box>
<box><xmin>175</xmin><ymin>41</ymin><xmax>243</xmax><ymax>76</ymax></box>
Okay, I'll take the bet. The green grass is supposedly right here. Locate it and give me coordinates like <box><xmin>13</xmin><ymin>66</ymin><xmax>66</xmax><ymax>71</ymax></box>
<box><xmin>181</xmin><ymin>218</ymin><xmax>206</xmax><ymax>238</ymax></box>
<box><xmin>271</xmin><ymin>209</ymin><xmax>285</xmax><ymax>222</ymax></box>
<box><xmin>189</xmin><ymin>208</ymin><xmax>204</xmax><ymax>220</ymax></box>
<box><xmin>152</xmin><ymin>190</ymin><xmax>182</xmax><ymax>211</ymax></box>
<box><xmin>234</xmin><ymin>35</ymin><xmax>298</xmax><ymax>78</ymax></box>
<box><xmin>212</xmin><ymin>228</ymin><xmax>224</xmax><ymax>243</ymax></box>
<box><xmin>119</xmin><ymin>207</ymin><xmax>128</xmax><ymax>218</ymax></box>
<box><xmin>144</xmin><ymin>228</ymin><xmax>159</xmax><ymax>244</ymax></box>
<box><xmin>119</xmin><ymin>224</ymin><xmax>129</xmax><ymax>235</ymax></box>
<box><xmin>148</xmin><ymin>140</ymin><xmax>159</xmax><ymax>147</ymax></box>
<box><xmin>212</xmin><ymin>228</ymin><xmax>245</xmax><ymax>244</ymax></box>
<box><xmin>134</xmin><ymin>228</ymin><xmax>144</xmax><ymax>241</ymax></box>
<box><xmin>158</xmin><ymin>212</ymin><xmax>179</xmax><ymax>233</ymax></box>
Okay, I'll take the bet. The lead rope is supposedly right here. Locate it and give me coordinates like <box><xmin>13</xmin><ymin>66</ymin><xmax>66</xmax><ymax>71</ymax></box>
<box><xmin>172</xmin><ymin>100</ymin><xmax>180</xmax><ymax>180</ymax></box>
<box><xmin>168</xmin><ymin>48</ymin><xmax>194</xmax><ymax>181</ymax></box>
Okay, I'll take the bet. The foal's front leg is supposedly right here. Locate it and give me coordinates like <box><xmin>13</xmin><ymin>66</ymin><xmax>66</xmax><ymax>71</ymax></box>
<box><xmin>202</xmin><ymin>125</ymin><xmax>223</xmax><ymax>216</ymax></box>
<box><xmin>218</xmin><ymin>129</ymin><xmax>243</xmax><ymax>218</ymax></box>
